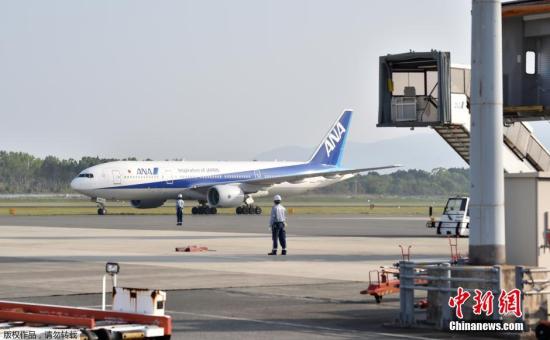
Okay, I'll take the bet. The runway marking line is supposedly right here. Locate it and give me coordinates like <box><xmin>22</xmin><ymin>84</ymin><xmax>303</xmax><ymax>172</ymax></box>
<box><xmin>300</xmin><ymin>217</ymin><xmax>427</xmax><ymax>221</ymax></box>
<box><xmin>83</xmin><ymin>305</ymin><xmax>438</xmax><ymax>339</ymax></box>
<box><xmin>166</xmin><ymin>309</ymin><xmax>438</xmax><ymax>340</ymax></box>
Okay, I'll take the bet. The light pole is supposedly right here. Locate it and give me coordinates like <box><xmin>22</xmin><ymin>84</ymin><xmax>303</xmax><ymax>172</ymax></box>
<box><xmin>102</xmin><ymin>262</ymin><xmax>119</xmax><ymax>311</ymax></box>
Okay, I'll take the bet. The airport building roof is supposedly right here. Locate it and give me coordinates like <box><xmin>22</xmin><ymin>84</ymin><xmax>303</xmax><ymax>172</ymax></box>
<box><xmin>503</xmin><ymin>0</ymin><xmax>550</xmax><ymax>18</ymax></box>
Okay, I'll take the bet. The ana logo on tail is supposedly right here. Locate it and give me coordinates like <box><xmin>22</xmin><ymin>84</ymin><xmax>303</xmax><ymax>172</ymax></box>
<box><xmin>324</xmin><ymin>122</ymin><xmax>346</xmax><ymax>157</ymax></box>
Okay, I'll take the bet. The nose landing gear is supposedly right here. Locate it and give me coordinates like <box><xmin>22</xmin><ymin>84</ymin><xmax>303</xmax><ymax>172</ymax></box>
<box><xmin>96</xmin><ymin>198</ymin><xmax>107</xmax><ymax>215</ymax></box>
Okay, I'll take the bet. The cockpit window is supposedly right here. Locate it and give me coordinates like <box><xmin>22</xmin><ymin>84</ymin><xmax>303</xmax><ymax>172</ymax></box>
<box><xmin>444</xmin><ymin>198</ymin><xmax>467</xmax><ymax>215</ymax></box>
<box><xmin>78</xmin><ymin>173</ymin><xmax>94</xmax><ymax>178</ymax></box>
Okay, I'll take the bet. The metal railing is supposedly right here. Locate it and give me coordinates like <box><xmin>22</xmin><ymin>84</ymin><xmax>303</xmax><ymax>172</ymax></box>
<box><xmin>515</xmin><ymin>266</ymin><xmax>550</xmax><ymax>327</ymax></box>
<box><xmin>399</xmin><ymin>261</ymin><xmax>501</xmax><ymax>329</ymax></box>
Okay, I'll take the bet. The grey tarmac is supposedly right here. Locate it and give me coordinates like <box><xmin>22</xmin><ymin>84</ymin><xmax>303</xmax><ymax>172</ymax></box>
<box><xmin>0</xmin><ymin>214</ymin><xmax>478</xmax><ymax>339</ymax></box>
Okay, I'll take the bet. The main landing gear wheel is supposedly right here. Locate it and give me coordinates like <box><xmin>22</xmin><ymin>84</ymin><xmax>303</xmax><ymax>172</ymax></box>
<box><xmin>236</xmin><ymin>205</ymin><xmax>262</xmax><ymax>215</ymax></box>
<box><xmin>191</xmin><ymin>206</ymin><xmax>217</xmax><ymax>215</ymax></box>
<box><xmin>97</xmin><ymin>208</ymin><xmax>107</xmax><ymax>215</ymax></box>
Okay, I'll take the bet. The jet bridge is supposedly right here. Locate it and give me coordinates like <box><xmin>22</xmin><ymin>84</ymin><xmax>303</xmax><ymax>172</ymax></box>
<box><xmin>377</xmin><ymin>50</ymin><xmax>550</xmax><ymax>173</ymax></box>
<box><xmin>503</xmin><ymin>0</ymin><xmax>550</xmax><ymax>122</ymax></box>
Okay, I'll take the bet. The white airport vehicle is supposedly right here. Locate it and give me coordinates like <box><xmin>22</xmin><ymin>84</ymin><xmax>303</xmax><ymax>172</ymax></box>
<box><xmin>0</xmin><ymin>263</ymin><xmax>172</xmax><ymax>339</ymax></box>
<box><xmin>71</xmin><ymin>110</ymin><xmax>400</xmax><ymax>215</ymax></box>
<box><xmin>426</xmin><ymin>196</ymin><xmax>470</xmax><ymax>237</ymax></box>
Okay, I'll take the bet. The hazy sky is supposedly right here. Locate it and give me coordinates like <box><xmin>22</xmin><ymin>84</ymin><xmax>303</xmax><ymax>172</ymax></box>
<box><xmin>1</xmin><ymin>0</ymin><xmax>548</xmax><ymax>162</ymax></box>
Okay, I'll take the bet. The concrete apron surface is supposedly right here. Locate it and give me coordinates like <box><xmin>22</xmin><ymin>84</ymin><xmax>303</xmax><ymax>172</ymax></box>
<box><xmin>0</xmin><ymin>225</ymin><xmax>467</xmax><ymax>299</ymax></box>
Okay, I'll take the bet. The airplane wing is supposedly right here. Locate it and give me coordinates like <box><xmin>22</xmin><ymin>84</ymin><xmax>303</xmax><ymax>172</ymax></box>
<box><xmin>245</xmin><ymin>165</ymin><xmax>402</xmax><ymax>186</ymax></box>
<box><xmin>185</xmin><ymin>164</ymin><xmax>401</xmax><ymax>194</ymax></box>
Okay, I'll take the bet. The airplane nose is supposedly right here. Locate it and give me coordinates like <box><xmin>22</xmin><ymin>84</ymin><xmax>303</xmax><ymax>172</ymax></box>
<box><xmin>70</xmin><ymin>178</ymin><xmax>80</xmax><ymax>191</ymax></box>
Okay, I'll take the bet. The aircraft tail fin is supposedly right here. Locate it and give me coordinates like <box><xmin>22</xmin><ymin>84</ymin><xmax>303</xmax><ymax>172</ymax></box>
<box><xmin>307</xmin><ymin>110</ymin><xmax>352</xmax><ymax>166</ymax></box>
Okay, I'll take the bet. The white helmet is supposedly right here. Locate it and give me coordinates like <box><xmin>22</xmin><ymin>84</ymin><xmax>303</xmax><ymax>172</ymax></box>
<box><xmin>273</xmin><ymin>194</ymin><xmax>282</xmax><ymax>201</ymax></box>
<box><xmin>178</xmin><ymin>194</ymin><xmax>183</xmax><ymax>198</ymax></box>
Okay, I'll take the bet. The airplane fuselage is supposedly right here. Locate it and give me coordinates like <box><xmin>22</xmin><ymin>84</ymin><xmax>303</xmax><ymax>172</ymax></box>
<box><xmin>71</xmin><ymin>160</ymin><xmax>352</xmax><ymax>202</ymax></box>
<box><xmin>70</xmin><ymin>110</ymin><xmax>398</xmax><ymax>214</ymax></box>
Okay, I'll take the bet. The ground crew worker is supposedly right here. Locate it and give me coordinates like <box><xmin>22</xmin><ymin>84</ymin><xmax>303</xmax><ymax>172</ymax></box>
<box><xmin>268</xmin><ymin>194</ymin><xmax>287</xmax><ymax>255</ymax></box>
<box><xmin>176</xmin><ymin>194</ymin><xmax>184</xmax><ymax>226</ymax></box>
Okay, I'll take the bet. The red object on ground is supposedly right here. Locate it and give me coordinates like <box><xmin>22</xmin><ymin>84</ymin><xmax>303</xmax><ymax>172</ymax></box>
<box><xmin>399</xmin><ymin>245</ymin><xmax>411</xmax><ymax>261</ymax></box>
<box><xmin>0</xmin><ymin>301</ymin><xmax>172</xmax><ymax>335</ymax></box>
<box><xmin>361</xmin><ymin>269</ymin><xmax>401</xmax><ymax>303</ymax></box>
<box><xmin>361</xmin><ymin>246</ymin><xmax>413</xmax><ymax>303</ymax></box>
<box><xmin>449</xmin><ymin>236</ymin><xmax>461</xmax><ymax>263</ymax></box>
<box><xmin>175</xmin><ymin>245</ymin><xmax>209</xmax><ymax>252</ymax></box>
<box><xmin>414</xmin><ymin>299</ymin><xmax>429</xmax><ymax>309</ymax></box>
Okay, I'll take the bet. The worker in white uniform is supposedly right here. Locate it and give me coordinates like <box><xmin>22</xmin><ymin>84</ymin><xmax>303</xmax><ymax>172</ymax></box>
<box><xmin>268</xmin><ymin>194</ymin><xmax>287</xmax><ymax>255</ymax></box>
<box><xmin>176</xmin><ymin>194</ymin><xmax>184</xmax><ymax>226</ymax></box>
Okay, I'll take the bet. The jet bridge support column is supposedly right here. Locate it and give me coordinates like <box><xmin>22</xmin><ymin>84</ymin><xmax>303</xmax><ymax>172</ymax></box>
<box><xmin>469</xmin><ymin>0</ymin><xmax>505</xmax><ymax>265</ymax></box>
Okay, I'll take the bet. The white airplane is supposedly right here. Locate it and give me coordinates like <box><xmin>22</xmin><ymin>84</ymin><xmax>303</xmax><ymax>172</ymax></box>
<box><xmin>71</xmin><ymin>110</ymin><xmax>400</xmax><ymax>215</ymax></box>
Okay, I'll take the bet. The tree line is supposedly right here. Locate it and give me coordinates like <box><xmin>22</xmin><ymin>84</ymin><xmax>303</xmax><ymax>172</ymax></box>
<box><xmin>0</xmin><ymin>151</ymin><xmax>469</xmax><ymax>196</ymax></box>
<box><xmin>315</xmin><ymin>168</ymin><xmax>469</xmax><ymax>196</ymax></box>
<box><xmin>0</xmin><ymin>151</ymin><xmax>124</xmax><ymax>193</ymax></box>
